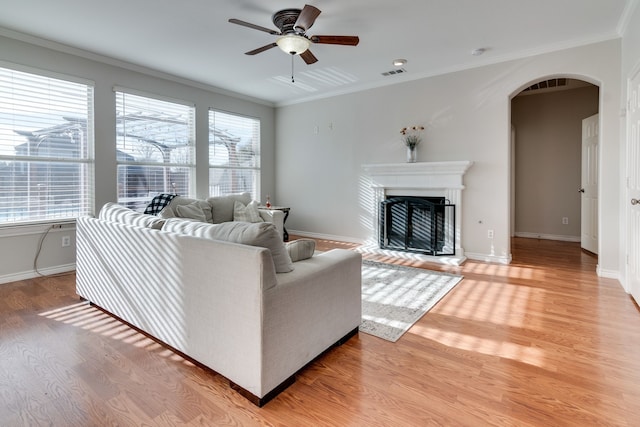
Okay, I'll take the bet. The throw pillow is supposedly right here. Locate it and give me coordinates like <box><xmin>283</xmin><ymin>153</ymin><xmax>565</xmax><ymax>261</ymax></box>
<box><xmin>159</xmin><ymin>197</ymin><xmax>214</xmax><ymax>222</ymax></box>
<box><xmin>207</xmin><ymin>193</ymin><xmax>251</xmax><ymax>224</ymax></box>
<box><xmin>175</xmin><ymin>202</ymin><xmax>206</xmax><ymax>222</ymax></box>
<box><xmin>163</xmin><ymin>220</ymin><xmax>293</xmax><ymax>273</ymax></box>
<box><xmin>98</xmin><ymin>202</ymin><xmax>165</xmax><ymax>229</ymax></box>
<box><xmin>286</xmin><ymin>239</ymin><xmax>316</xmax><ymax>262</ymax></box>
<box><xmin>233</xmin><ymin>200</ymin><xmax>264</xmax><ymax>223</ymax></box>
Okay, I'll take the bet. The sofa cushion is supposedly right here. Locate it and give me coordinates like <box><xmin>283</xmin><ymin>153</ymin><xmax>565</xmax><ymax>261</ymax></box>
<box><xmin>98</xmin><ymin>202</ymin><xmax>165</xmax><ymax>229</ymax></box>
<box><xmin>207</xmin><ymin>193</ymin><xmax>251</xmax><ymax>224</ymax></box>
<box><xmin>163</xmin><ymin>219</ymin><xmax>294</xmax><ymax>273</ymax></box>
<box><xmin>286</xmin><ymin>239</ymin><xmax>316</xmax><ymax>262</ymax></box>
<box><xmin>233</xmin><ymin>200</ymin><xmax>264</xmax><ymax>223</ymax></box>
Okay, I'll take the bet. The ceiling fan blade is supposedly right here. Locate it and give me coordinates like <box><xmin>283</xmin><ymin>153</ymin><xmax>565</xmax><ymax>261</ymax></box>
<box><xmin>310</xmin><ymin>35</ymin><xmax>360</xmax><ymax>46</ymax></box>
<box><xmin>294</xmin><ymin>5</ymin><xmax>321</xmax><ymax>32</ymax></box>
<box><xmin>245</xmin><ymin>43</ymin><xmax>278</xmax><ymax>55</ymax></box>
<box><xmin>229</xmin><ymin>18</ymin><xmax>279</xmax><ymax>35</ymax></box>
<box><xmin>300</xmin><ymin>49</ymin><xmax>318</xmax><ymax>65</ymax></box>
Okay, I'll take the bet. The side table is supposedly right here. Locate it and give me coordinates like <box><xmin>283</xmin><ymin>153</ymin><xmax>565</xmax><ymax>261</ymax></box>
<box><xmin>260</xmin><ymin>206</ymin><xmax>290</xmax><ymax>241</ymax></box>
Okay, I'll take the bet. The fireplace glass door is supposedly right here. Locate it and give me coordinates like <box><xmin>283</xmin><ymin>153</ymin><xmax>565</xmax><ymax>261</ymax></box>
<box><xmin>379</xmin><ymin>196</ymin><xmax>455</xmax><ymax>256</ymax></box>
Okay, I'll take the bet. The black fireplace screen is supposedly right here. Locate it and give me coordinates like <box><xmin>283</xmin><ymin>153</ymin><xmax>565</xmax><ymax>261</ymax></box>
<box><xmin>379</xmin><ymin>196</ymin><xmax>455</xmax><ymax>256</ymax></box>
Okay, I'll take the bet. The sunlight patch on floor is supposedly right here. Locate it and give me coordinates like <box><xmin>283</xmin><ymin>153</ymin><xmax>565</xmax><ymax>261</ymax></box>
<box><xmin>463</xmin><ymin>262</ymin><xmax>544</xmax><ymax>280</ymax></box>
<box><xmin>410</xmin><ymin>325</ymin><xmax>548</xmax><ymax>368</ymax></box>
<box><xmin>39</xmin><ymin>301</ymin><xmax>193</xmax><ymax>365</ymax></box>
<box><xmin>432</xmin><ymin>279</ymin><xmax>542</xmax><ymax>330</ymax></box>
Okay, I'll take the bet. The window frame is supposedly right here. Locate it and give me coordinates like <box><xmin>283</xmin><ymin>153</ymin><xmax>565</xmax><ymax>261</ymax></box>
<box><xmin>208</xmin><ymin>109</ymin><xmax>261</xmax><ymax>200</ymax></box>
<box><xmin>114</xmin><ymin>88</ymin><xmax>196</xmax><ymax>211</ymax></box>
<box><xmin>0</xmin><ymin>62</ymin><xmax>95</xmax><ymax>226</ymax></box>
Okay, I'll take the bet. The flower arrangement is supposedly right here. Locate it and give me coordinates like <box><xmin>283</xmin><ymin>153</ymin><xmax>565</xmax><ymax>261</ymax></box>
<box><xmin>400</xmin><ymin>125</ymin><xmax>425</xmax><ymax>149</ymax></box>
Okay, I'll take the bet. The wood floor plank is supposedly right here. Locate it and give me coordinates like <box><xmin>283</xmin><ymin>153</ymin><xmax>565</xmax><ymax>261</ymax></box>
<box><xmin>1</xmin><ymin>237</ymin><xmax>640</xmax><ymax>425</ymax></box>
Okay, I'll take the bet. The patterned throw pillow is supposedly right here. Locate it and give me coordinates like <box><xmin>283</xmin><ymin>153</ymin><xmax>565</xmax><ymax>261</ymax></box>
<box><xmin>286</xmin><ymin>239</ymin><xmax>316</xmax><ymax>262</ymax></box>
<box><xmin>233</xmin><ymin>200</ymin><xmax>264</xmax><ymax>223</ymax></box>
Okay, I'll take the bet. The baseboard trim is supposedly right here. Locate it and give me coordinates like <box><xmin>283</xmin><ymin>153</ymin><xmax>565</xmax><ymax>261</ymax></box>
<box><xmin>0</xmin><ymin>263</ymin><xmax>76</xmax><ymax>285</ymax></box>
<box><xmin>597</xmin><ymin>266</ymin><xmax>620</xmax><ymax>280</ymax></box>
<box><xmin>465</xmin><ymin>252</ymin><xmax>512</xmax><ymax>264</ymax></box>
<box><xmin>514</xmin><ymin>232</ymin><xmax>581</xmax><ymax>242</ymax></box>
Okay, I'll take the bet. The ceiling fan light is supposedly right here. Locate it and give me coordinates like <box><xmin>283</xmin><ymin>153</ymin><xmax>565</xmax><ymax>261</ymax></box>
<box><xmin>276</xmin><ymin>34</ymin><xmax>311</xmax><ymax>55</ymax></box>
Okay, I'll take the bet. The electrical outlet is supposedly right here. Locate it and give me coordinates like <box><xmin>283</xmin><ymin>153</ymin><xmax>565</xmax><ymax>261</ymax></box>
<box><xmin>61</xmin><ymin>235</ymin><xmax>70</xmax><ymax>247</ymax></box>
<box><xmin>487</xmin><ymin>229</ymin><xmax>494</xmax><ymax>239</ymax></box>
<box><xmin>562</xmin><ymin>217</ymin><xmax>569</xmax><ymax>225</ymax></box>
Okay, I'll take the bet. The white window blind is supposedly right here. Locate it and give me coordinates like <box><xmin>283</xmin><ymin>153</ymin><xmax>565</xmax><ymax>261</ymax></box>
<box><xmin>115</xmin><ymin>91</ymin><xmax>195</xmax><ymax>211</ymax></box>
<box><xmin>0</xmin><ymin>66</ymin><xmax>94</xmax><ymax>225</ymax></box>
<box><xmin>209</xmin><ymin>110</ymin><xmax>260</xmax><ymax>200</ymax></box>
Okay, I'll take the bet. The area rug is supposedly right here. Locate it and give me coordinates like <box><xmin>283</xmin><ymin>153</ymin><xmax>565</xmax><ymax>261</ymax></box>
<box><xmin>360</xmin><ymin>260</ymin><xmax>463</xmax><ymax>342</ymax></box>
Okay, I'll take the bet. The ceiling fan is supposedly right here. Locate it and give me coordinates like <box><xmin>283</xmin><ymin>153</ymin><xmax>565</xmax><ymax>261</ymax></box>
<box><xmin>228</xmin><ymin>4</ymin><xmax>360</xmax><ymax>65</ymax></box>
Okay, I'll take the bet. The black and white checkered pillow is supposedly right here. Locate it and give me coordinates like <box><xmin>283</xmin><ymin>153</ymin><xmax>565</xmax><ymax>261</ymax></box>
<box><xmin>144</xmin><ymin>193</ymin><xmax>177</xmax><ymax>215</ymax></box>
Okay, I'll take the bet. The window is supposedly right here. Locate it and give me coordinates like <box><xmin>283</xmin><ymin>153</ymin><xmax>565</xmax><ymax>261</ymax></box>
<box><xmin>209</xmin><ymin>110</ymin><xmax>260</xmax><ymax>199</ymax></box>
<box><xmin>0</xmin><ymin>65</ymin><xmax>94</xmax><ymax>225</ymax></box>
<box><xmin>115</xmin><ymin>91</ymin><xmax>195</xmax><ymax>211</ymax></box>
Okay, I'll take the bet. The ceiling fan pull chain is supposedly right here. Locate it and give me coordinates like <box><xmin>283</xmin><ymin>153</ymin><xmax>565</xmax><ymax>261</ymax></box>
<box><xmin>291</xmin><ymin>54</ymin><xmax>295</xmax><ymax>83</ymax></box>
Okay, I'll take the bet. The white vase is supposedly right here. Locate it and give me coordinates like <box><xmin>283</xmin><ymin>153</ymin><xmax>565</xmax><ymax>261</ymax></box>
<box><xmin>406</xmin><ymin>145</ymin><xmax>417</xmax><ymax>163</ymax></box>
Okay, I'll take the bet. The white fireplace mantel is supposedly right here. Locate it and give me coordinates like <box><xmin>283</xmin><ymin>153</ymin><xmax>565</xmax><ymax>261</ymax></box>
<box><xmin>361</xmin><ymin>161</ymin><xmax>473</xmax><ymax>265</ymax></box>
<box><xmin>362</xmin><ymin>161</ymin><xmax>473</xmax><ymax>191</ymax></box>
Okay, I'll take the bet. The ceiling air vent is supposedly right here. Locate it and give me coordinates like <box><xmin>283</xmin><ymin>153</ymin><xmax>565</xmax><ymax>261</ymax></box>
<box><xmin>382</xmin><ymin>68</ymin><xmax>407</xmax><ymax>77</ymax></box>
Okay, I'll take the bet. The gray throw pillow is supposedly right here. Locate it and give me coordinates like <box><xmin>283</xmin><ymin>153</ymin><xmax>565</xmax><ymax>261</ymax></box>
<box><xmin>163</xmin><ymin>220</ymin><xmax>293</xmax><ymax>273</ymax></box>
<box><xmin>160</xmin><ymin>197</ymin><xmax>213</xmax><ymax>222</ymax></box>
<box><xmin>286</xmin><ymin>239</ymin><xmax>316</xmax><ymax>262</ymax></box>
<box><xmin>207</xmin><ymin>193</ymin><xmax>251</xmax><ymax>224</ymax></box>
<box><xmin>175</xmin><ymin>202</ymin><xmax>206</xmax><ymax>222</ymax></box>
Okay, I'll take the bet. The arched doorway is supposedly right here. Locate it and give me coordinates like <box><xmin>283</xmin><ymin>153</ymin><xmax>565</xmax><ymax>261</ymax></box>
<box><xmin>510</xmin><ymin>77</ymin><xmax>600</xmax><ymax>257</ymax></box>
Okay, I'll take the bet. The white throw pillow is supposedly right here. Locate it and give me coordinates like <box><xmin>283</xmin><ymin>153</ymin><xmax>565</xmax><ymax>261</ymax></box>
<box><xmin>233</xmin><ymin>200</ymin><xmax>264</xmax><ymax>223</ymax></box>
<box><xmin>163</xmin><ymin>220</ymin><xmax>293</xmax><ymax>273</ymax></box>
<box><xmin>286</xmin><ymin>239</ymin><xmax>316</xmax><ymax>262</ymax></box>
<box><xmin>175</xmin><ymin>202</ymin><xmax>206</xmax><ymax>222</ymax></box>
<box><xmin>98</xmin><ymin>202</ymin><xmax>165</xmax><ymax>229</ymax></box>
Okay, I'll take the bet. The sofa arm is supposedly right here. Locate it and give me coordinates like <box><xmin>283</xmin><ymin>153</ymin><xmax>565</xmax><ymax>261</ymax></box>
<box><xmin>258</xmin><ymin>209</ymin><xmax>285</xmax><ymax>239</ymax></box>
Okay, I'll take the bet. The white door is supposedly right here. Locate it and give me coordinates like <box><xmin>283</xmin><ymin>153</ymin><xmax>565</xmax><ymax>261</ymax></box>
<box><xmin>581</xmin><ymin>114</ymin><xmax>599</xmax><ymax>254</ymax></box>
<box><xmin>628</xmin><ymin>69</ymin><xmax>640</xmax><ymax>305</ymax></box>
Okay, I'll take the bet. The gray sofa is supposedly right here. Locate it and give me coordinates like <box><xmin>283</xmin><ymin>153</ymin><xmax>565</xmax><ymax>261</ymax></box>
<box><xmin>75</xmin><ymin>203</ymin><xmax>362</xmax><ymax>406</ymax></box>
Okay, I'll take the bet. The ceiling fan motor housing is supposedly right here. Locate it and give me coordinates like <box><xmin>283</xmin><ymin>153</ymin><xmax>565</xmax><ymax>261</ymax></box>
<box><xmin>272</xmin><ymin>9</ymin><xmax>305</xmax><ymax>34</ymax></box>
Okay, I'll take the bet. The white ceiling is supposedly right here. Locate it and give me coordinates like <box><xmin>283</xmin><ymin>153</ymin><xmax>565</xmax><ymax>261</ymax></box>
<box><xmin>0</xmin><ymin>0</ymin><xmax>634</xmax><ymax>106</ymax></box>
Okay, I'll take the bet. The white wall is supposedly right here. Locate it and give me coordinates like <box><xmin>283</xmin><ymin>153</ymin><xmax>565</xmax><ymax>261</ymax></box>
<box><xmin>276</xmin><ymin>40</ymin><xmax>621</xmax><ymax>273</ymax></box>
<box><xmin>0</xmin><ymin>33</ymin><xmax>276</xmax><ymax>283</ymax></box>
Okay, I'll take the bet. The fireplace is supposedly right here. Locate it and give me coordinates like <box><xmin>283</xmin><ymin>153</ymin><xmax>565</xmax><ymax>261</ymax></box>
<box><xmin>380</xmin><ymin>196</ymin><xmax>455</xmax><ymax>256</ymax></box>
<box><xmin>362</xmin><ymin>161</ymin><xmax>473</xmax><ymax>264</ymax></box>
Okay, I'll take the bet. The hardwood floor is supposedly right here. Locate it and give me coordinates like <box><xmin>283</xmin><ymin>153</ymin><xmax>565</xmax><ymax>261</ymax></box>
<box><xmin>1</xmin><ymin>237</ymin><xmax>639</xmax><ymax>426</ymax></box>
